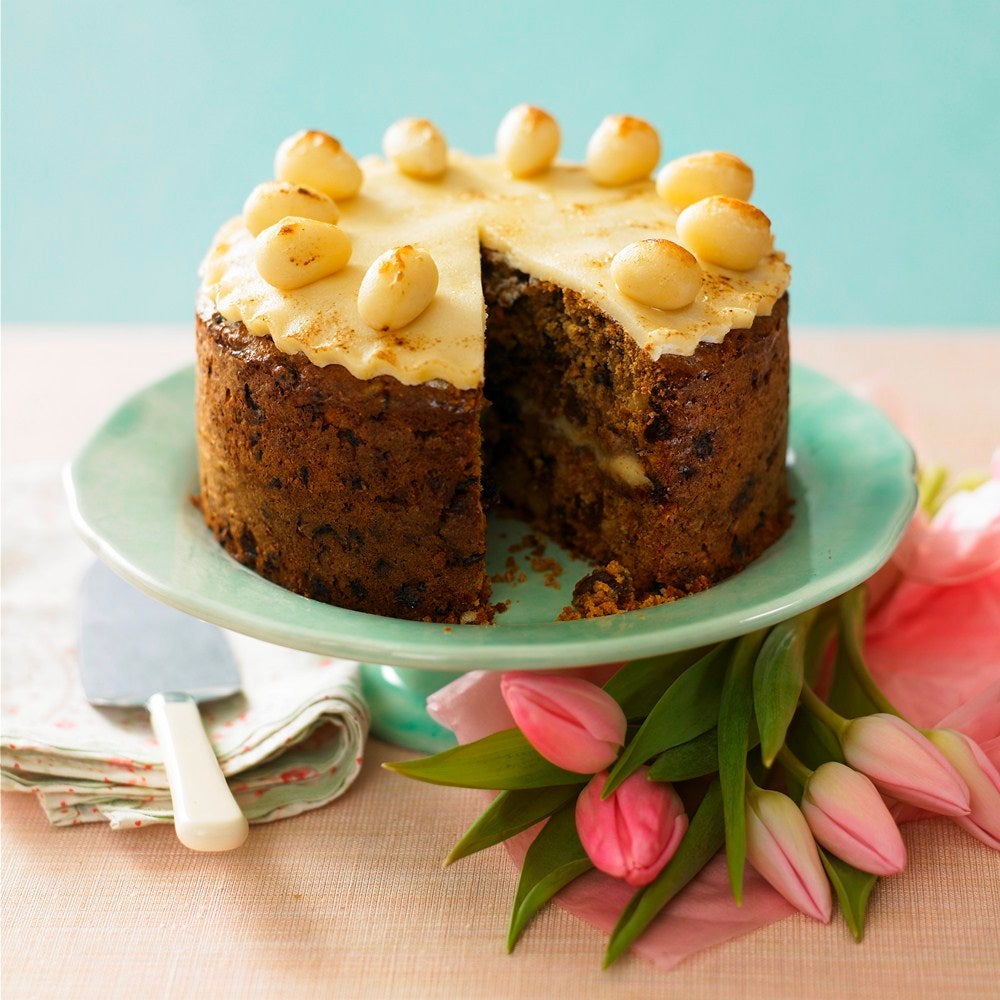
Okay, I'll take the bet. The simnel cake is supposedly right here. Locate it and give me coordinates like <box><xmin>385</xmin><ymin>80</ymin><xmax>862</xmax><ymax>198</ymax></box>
<box><xmin>196</xmin><ymin>106</ymin><xmax>792</xmax><ymax>624</ymax></box>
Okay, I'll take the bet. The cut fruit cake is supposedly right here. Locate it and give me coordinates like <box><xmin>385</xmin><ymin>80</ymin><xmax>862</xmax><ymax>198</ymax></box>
<box><xmin>196</xmin><ymin>106</ymin><xmax>792</xmax><ymax>624</ymax></box>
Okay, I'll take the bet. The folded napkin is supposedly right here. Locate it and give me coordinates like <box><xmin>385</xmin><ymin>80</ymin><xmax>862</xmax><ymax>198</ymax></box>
<box><xmin>1</xmin><ymin>463</ymin><xmax>369</xmax><ymax>829</ymax></box>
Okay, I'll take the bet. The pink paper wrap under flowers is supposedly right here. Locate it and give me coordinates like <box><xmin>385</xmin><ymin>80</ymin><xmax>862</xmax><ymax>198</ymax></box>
<box><xmin>426</xmin><ymin>443</ymin><xmax>1000</xmax><ymax>971</ymax></box>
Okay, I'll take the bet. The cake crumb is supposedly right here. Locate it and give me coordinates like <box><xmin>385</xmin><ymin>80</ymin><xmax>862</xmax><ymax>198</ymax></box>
<box><xmin>509</xmin><ymin>533</ymin><xmax>541</xmax><ymax>554</ymax></box>
<box><xmin>530</xmin><ymin>555</ymin><xmax>563</xmax><ymax>589</ymax></box>
<box><xmin>490</xmin><ymin>555</ymin><xmax>522</xmax><ymax>585</ymax></box>
<box><xmin>460</xmin><ymin>605</ymin><xmax>496</xmax><ymax>626</ymax></box>
<box><xmin>557</xmin><ymin>561</ymin><xmax>711</xmax><ymax>620</ymax></box>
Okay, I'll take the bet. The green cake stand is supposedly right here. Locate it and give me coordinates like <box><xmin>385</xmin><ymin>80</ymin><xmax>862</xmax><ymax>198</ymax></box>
<box><xmin>66</xmin><ymin>364</ymin><xmax>916</xmax><ymax>753</ymax></box>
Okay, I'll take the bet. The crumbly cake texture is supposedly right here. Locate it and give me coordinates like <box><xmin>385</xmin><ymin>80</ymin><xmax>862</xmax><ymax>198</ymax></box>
<box><xmin>196</xmin><ymin>303</ymin><xmax>491</xmax><ymax>624</ymax></box>
<box><xmin>195</xmin><ymin>117</ymin><xmax>793</xmax><ymax>623</ymax></box>
<box><xmin>482</xmin><ymin>253</ymin><xmax>791</xmax><ymax>599</ymax></box>
<box><xmin>195</xmin><ymin>275</ymin><xmax>789</xmax><ymax>624</ymax></box>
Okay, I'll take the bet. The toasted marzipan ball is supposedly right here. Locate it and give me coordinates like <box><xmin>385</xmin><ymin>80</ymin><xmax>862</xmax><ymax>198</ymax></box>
<box><xmin>676</xmin><ymin>196</ymin><xmax>773</xmax><ymax>271</ymax></box>
<box><xmin>383</xmin><ymin>118</ymin><xmax>449</xmax><ymax>180</ymax></box>
<box><xmin>655</xmin><ymin>151</ymin><xmax>754</xmax><ymax>210</ymax></box>
<box><xmin>243</xmin><ymin>181</ymin><xmax>340</xmax><ymax>236</ymax></box>
<box><xmin>357</xmin><ymin>245</ymin><xmax>439</xmax><ymax>331</ymax></box>
<box><xmin>495</xmin><ymin>104</ymin><xmax>561</xmax><ymax>178</ymax></box>
<box><xmin>274</xmin><ymin>130</ymin><xmax>362</xmax><ymax>200</ymax></box>
<box><xmin>611</xmin><ymin>239</ymin><xmax>702</xmax><ymax>310</ymax></box>
<box><xmin>585</xmin><ymin>115</ymin><xmax>660</xmax><ymax>186</ymax></box>
<box><xmin>254</xmin><ymin>216</ymin><xmax>352</xmax><ymax>290</ymax></box>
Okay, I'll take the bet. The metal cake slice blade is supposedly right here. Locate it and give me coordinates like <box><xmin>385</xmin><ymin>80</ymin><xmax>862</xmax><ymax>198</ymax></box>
<box><xmin>78</xmin><ymin>561</ymin><xmax>249</xmax><ymax>851</ymax></box>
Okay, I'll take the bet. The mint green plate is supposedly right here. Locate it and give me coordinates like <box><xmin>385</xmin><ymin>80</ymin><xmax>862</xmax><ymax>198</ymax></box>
<box><xmin>67</xmin><ymin>362</ymin><xmax>917</xmax><ymax>667</ymax></box>
<box><xmin>67</xmin><ymin>364</ymin><xmax>915</xmax><ymax>748</ymax></box>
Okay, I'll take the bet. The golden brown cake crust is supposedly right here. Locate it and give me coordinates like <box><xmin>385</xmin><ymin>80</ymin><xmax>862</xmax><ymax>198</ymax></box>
<box><xmin>195</xmin><ymin>301</ymin><xmax>491</xmax><ymax>623</ymax></box>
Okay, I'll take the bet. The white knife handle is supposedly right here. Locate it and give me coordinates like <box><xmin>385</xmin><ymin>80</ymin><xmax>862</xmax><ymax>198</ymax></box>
<box><xmin>148</xmin><ymin>692</ymin><xmax>249</xmax><ymax>852</ymax></box>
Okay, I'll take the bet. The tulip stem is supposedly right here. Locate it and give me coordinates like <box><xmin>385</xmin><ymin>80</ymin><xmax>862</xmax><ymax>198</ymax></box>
<box><xmin>832</xmin><ymin>586</ymin><xmax>900</xmax><ymax>716</ymax></box>
<box><xmin>776</xmin><ymin>746</ymin><xmax>813</xmax><ymax>785</ymax></box>
<box><xmin>917</xmin><ymin>464</ymin><xmax>949</xmax><ymax>517</ymax></box>
<box><xmin>800</xmin><ymin>684</ymin><xmax>849</xmax><ymax>738</ymax></box>
<box><xmin>843</xmin><ymin>655</ymin><xmax>899</xmax><ymax>716</ymax></box>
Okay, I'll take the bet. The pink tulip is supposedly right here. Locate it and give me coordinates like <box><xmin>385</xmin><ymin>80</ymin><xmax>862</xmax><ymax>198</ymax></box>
<box><xmin>500</xmin><ymin>672</ymin><xmax>626</xmax><ymax>774</ymax></box>
<box><xmin>927</xmin><ymin>729</ymin><xmax>1000</xmax><ymax>850</ymax></box>
<box><xmin>841</xmin><ymin>713</ymin><xmax>971</xmax><ymax>816</ymax></box>
<box><xmin>575</xmin><ymin>768</ymin><xmax>687</xmax><ymax>887</ymax></box>
<box><xmin>745</xmin><ymin>786</ymin><xmax>832</xmax><ymax>923</ymax></box>
<box><xmin>800</xmin><ymin>762</ymin><xmax>907</xmax><ymax>875</ymax></box>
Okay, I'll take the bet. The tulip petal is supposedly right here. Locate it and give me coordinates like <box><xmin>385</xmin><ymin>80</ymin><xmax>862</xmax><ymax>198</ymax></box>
<box><xmin>842</xmin><ymin>714</ymin><xmax>971</xmax><ymax>816</ymax></box>
<box><xmin>745</xmin><ymin>788</ymin><xmax>832</xmax><ymax>923</ymax></box>
<box><xmin>864</xmin><ymin>569</ymin><xmax>1000</xmax><ymax>727</ymax></box>
<box><xmin>928</xmin><ymin>729</ymin><xmax>1000</xmax><ymax>851</ymax></box>
<box><xmin>863</xmin><ymin>447</ymin><xmax>1000</xmax><ymax>725</ymax></box>
<box><xmin>501</xmin><ymin>672</ymin><xmax>627</xmax><ymax>774</ymax></box>
<box><xmin>801</xmin><ymin>763</ymin><xmax>906</xmax><ymax>876</ymax></box>
<box><xmin>576</xmin><ymin>769</ymin><xmax>688</xmax><ymax>887</ymax></box>
<box><xmin>891</xmin><ymin>478</ymin><xmax>1000</xmax><ymax>585</ymax></box>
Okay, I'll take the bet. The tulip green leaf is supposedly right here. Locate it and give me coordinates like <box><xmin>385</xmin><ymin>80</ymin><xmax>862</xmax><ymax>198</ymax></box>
<box><xmin>602</xmin><ymin>642</ymin><xmax>734</xmax><ymax>798</ymax></box>
<box><xmin>647</xmin><ymin>728</ymin><xmax>719</xmax><ymax>782</ymax></box>
<box><xmin>718</xmin><ymin>629</ymin><xmax>768</xmax><ymax>904</ymax></box>
<box><xmin>446</xmin><ymin>784</ymin><xmax>583</xmax><ymax>866</ymax></box>
<box><xmin>383</xmin><ymin>728</ymin><xmax>583</xmax><ymax>789</ymax></box>
<box><xmin>604</xmin><ymin>777</ymin><xmax>726</xmax><ymax>968</ymax></box>
<box><xmin>603</xmin><ymin>645</ymin><xmax>712</xmax><ymax>719</ymax></box>
<box><xmin>819</xmin><ymin>848</ymin><xmax>878</xmax><ymax>942</ymax></box>
<box><xmin>507</xmin><ymin>801</ymin><xmax>593</xmax><ymax>952</ymax></box>
<box><xmin>753</xmin><ymin>610</ymin><xmax>815</xmax><ymax>767</ymax></box>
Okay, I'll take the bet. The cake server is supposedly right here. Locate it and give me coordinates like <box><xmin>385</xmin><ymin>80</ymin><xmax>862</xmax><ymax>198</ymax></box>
<box><xmin>77</xmin><ymin>561</ymin><xmax>249</xmax><ymax>852</ymax></box>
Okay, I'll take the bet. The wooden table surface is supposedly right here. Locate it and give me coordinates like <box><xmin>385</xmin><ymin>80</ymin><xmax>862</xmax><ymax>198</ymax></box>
<box><xmin>2</xmin><ymin>326</ymin><xmax>999</xmax><ymax>999</ymax></box>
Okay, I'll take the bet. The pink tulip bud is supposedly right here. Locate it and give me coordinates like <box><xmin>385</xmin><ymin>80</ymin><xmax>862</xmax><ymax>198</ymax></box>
<box><xmin>927</xmin><ymin>729</ymin><xmax>1000</xmax><ymax>850</ymax></box>
<box><xmin>575</xmin><ymin>768</ymin><xmax>688</xmax><ymax>887</ymax></box>
<box><xmin>500</xmin><ymin>672</ymin><xmax>627</xmax><ymax>774</ymax></box>
<box><xmin>801</xmin><ymin>762</ymin><xmax>907</xmax><ymax>875</ymax></box>
<box><xmin>841</xmin><ymin>713</ymin><xmax>971</xmax><ymax>816</ymax></box>
<box><xmin>746</xmin><ymin>786</ymin><xmax>832</xmax><ymax>923</ymax></box>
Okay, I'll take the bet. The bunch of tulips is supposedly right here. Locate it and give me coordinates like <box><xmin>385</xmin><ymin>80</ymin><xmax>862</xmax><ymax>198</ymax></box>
<box><xmin>500</xmin><ymin>657</ymin><xmax>996</xmax><ymax>924</ymax></box>
<box><xmin>387</xmin><ymin>460</ymin><xmax>999</xmax><ymax>966</ymax></box>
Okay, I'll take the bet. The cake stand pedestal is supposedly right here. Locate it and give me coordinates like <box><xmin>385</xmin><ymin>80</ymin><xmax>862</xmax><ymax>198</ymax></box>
<box><xmin>360</xmin><ymin>665</ymin><xmax>465</xmax><ymax>752</ymax></box>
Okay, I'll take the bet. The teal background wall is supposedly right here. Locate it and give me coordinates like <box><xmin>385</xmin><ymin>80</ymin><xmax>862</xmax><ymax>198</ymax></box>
<box><xmin>2</xmin><ymin>0</ymin><xmax>998</xmax><ymax>326</ymax></box>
